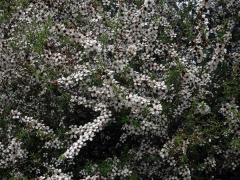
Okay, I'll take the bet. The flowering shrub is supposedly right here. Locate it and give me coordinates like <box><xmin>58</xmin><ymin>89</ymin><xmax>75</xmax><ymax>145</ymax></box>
<box><xmin>0</xmin><ymin>0</ymin><xmax>240</xmax><ymax>179</ymax></box>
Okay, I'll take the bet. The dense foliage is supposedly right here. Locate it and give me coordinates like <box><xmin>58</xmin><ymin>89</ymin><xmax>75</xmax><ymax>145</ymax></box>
<box><xmin>0</xmin><ymin>0</ymin><xmax>240</xmax><ymax>179</ymax></box>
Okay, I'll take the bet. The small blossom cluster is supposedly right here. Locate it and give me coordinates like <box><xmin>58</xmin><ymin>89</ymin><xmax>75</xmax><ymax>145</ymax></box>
<box><xmin>0</xmin><ymin>138</ymin><xmax>27</xmax><ymax>169</ymax></box>
<box><xmin>63</xmin><ymin>104</ymin><xmax>112</xmax><ymax>159</ymax></box>
<box><xmin>11</xmin><ymin>110</ymin><xmax>55</xmax><ymax>138</ymax></box>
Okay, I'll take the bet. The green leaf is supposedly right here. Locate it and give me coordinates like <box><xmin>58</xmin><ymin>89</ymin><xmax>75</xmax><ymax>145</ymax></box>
<box><xmin>98</xmin><ymin>159</ymin><xmax>113</xmax><ymax>176</ymax></box>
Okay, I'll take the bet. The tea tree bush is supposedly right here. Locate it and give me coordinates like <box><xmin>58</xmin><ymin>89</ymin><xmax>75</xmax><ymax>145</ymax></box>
<box><xmin>0</xmin><ymin>0</ymin><xmax>240</xmax><ymax>179</ymax></box>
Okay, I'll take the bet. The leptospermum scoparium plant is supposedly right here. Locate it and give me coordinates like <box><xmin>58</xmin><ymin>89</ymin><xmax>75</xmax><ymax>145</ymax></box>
<box><xmin>0</xmin><ymin>0</ymin><xmax>240</xmax><ymax>179</ymax></box>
